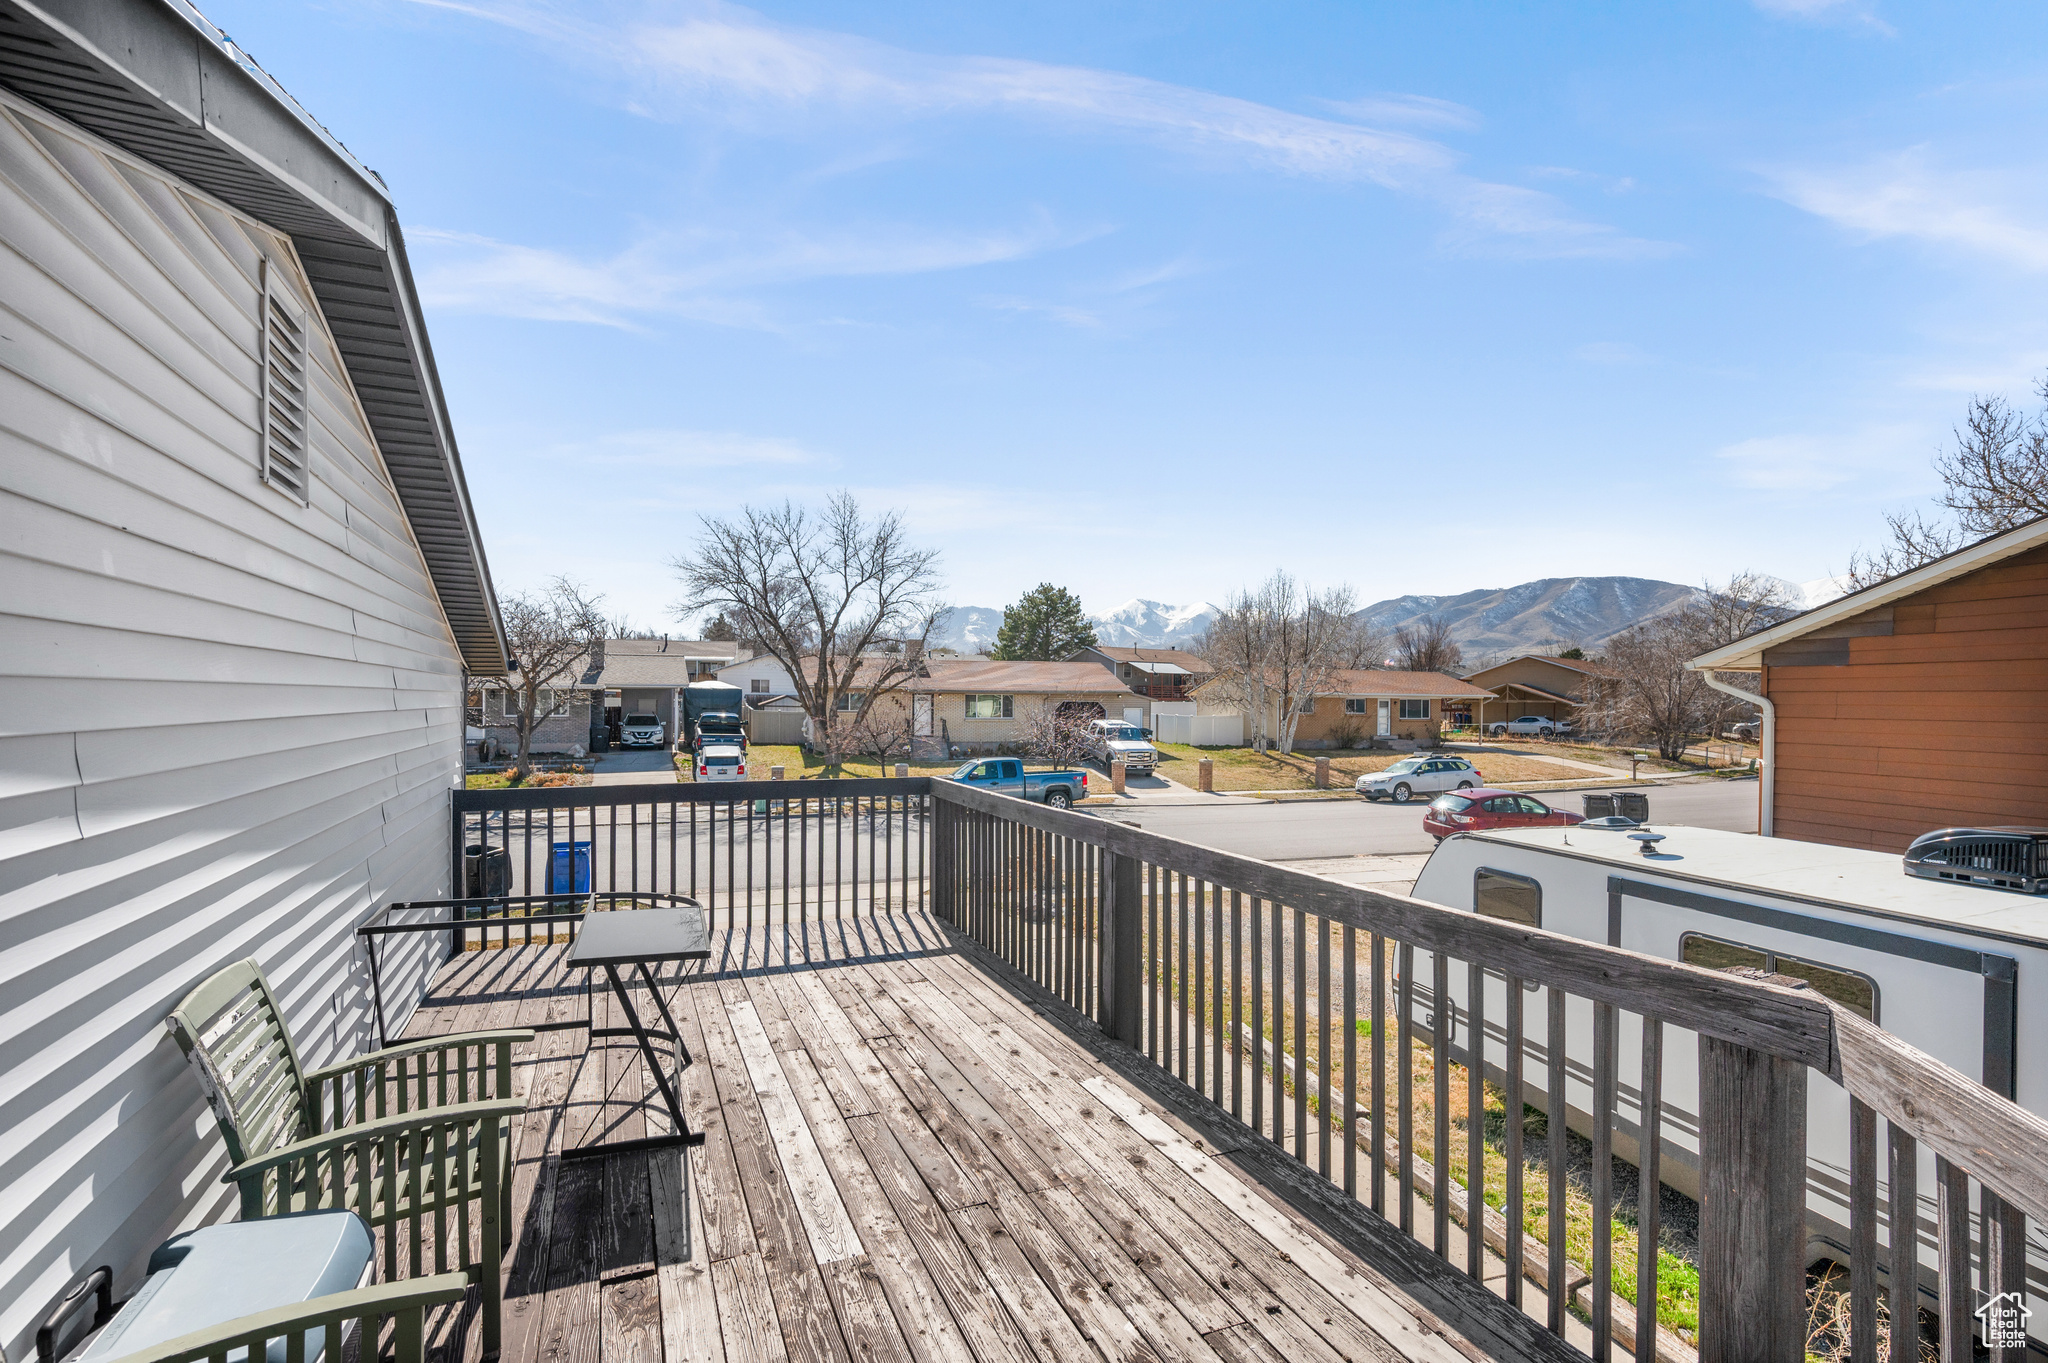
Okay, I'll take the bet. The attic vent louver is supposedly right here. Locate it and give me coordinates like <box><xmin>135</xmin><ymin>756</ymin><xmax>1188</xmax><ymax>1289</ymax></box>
<box><xmin>259</xmin><ymin>258</ymin><xmax>311</xmax><ymax>503</ymax></box>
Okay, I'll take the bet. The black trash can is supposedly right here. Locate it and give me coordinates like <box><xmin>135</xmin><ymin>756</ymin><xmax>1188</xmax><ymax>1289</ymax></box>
<box><xmin>1615</xmin><ymin>792</ymin><xmax>1650</xmax><ymax>823</ymax></box>
<box><xmin>1582</xmin><ymin>793</ymin><xmax>1616</xmax><ymax>820</ymax></box>
<box><xmin>464</xmin><ymin>843</ymin><xmax>511</xmax><ymax>898</ymax></box>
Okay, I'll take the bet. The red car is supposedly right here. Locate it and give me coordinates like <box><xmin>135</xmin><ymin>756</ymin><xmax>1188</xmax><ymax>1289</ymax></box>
<box><xmin>1422</xmin><ymin>788</ymin><xmax>1585</xmax><ymax>842</ymax></box>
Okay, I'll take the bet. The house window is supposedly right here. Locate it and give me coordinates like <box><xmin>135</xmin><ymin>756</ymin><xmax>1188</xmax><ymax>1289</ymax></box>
<box><xmin>1680</xmin><ymin>934</ymin><xmax>1877</xmax><ymax>1021</ymax></box>
<box><xmin>1295</xmin><ymin>695</ymin><xmax>1316</xmax><ymax>714</ymax></box>
<box><xmin>538</xmin><ymin>689</ymin><xmax>569</xmax><ymax>717</ymax></box>
<box><xmin>1474</xmin><ymin>868</ymin><xmax>1541</xmax><ymax>928</ymax></box>
<box><xmin>259</xmin><ymin>258</ymin><xmax>311</xmax><ymax>503</ymax></box>
<box><xmin>964</xmin><ymin>694</ymin><xmax>1014</xmax><ymax>719</ymax></box>
<box><xmin>1399</xmin><ymin>699</ymin><xmax>1430</xmax><ymax>720</ymax></box>
<box><xmin>1345</xmin><ymin>698</ymin><xmax>1368</xmax><ymax>715</ymax></box>
<box><xmin>837</xmin><ymin>691</ymin><xmax>863</xmax><ymax>712</ymax></box>
<box><xmin>751</xmin><ymin>679</ymin><xmax>769</xmax><ymax>693</ymax></box>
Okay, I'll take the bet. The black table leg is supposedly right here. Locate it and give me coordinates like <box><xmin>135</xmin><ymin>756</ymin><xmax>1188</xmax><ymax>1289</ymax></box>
<box><xmin>563</xmin><ymin>963</ymin><xmax>703</xmax><ymax>1159</ymax></box>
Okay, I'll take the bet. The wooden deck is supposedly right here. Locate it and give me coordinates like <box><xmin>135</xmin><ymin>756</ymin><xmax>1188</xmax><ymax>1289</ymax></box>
<box><xmin>401</xmin><ymin>910</ymin><xmax>1558</xmax><ymax>1363</ymax></box>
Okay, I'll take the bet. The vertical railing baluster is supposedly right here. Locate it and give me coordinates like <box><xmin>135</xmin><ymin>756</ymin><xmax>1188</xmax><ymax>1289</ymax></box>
<box><xmin>1397</xmin><ymin>941</ymin><xmax>1415</xmax><ymax>1237</ymax></box>
<box><xmin>1985</xmin><ymin>1188</ymin><xmax>2026</xmax><ymax>1363</ymax></box>
<box><xmin>1849</xmin><ymin>1097</ymin><xmax>1878</xmax><ymax>1363</ymax></box>
<box><xmin>1231</xmin><ymin>890</ymin><xmax>1243</xmax><ymax>1124</ymax></box>
<box><xmin>1505</xmin><ymin>971</ymin><xmax>1524</xmax><ymax>1310</ymax></box>
<box><xmin>1194</xmin><ymin>879</ymin><xmax>1208</xmax><ymax>1098</ymax></box>
<box><xmin>1273</xmin><ymin>898</ymin><xmax>1287</xmax><ymax>1154</ymax></box>
<box><xmin>1432</xmin><ymin>948</ymin><xmax>1450</xmax><ymax>1258</ymax></box>
<box><xmin>1467</xmin><ymin>959</ymin><xmax>1485</xmax><ymax>1280</ymax></box>
<box><xmin>1179</xmin><ymin>873</ymin><xmax>1191</xmax><ymax>1085</ymax></box>
<box><xmin>1935</xmin><ymin>1157</ymin><xmax>1970</xmax><ymax>1363</ymax></box>
<box><xmin>1251</xmin><ymin>896</ymin><xmax>1265</xmax><ymax>1138</ymax></box>
<box><xmin>1318</xmin><ymin>913</ymin><xmax>1332</xmax><ymax>1179</ymax></box>
<box><xmin>1592</xmin><ymin>999</ymin><xmax>1616</xmax><ymax>1361</ymax></box>
<box><xmin>1342</xmin><ymin>923</ymin><xmax>1356</xmax><ymax>1198</ymax></box>
<box><xmin>1372</xmin><ymin>931</ymin><xmax>1387</xmax><ymax>1218</ymax></box>
<box><xmin>1547</xmin><ymin>987</ymin><xmax>1568</xmax><ymax>1336</ymax></box>
<box><xmin>1636</xmin><ymin>1016</ymin><xmax>1663</xmax><ymax>1363</ymax></box>
<box><xmin>1886</xmin><ymin>1123</ymin><xmax>1918</xmax><ymax>1363</ymax></box>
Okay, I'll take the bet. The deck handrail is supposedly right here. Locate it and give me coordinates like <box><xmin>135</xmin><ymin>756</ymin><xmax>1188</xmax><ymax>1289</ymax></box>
<box><xmin>924</xmin><ymin>780</ymin><xmax>2045</xmax><ymax>1363</ymax></box>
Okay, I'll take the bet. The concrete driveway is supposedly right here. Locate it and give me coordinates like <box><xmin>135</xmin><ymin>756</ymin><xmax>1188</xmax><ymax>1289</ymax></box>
<box><xmin>591</xmin><ymin>749</ymin><xmax>681</xmax><ymax>786</ymax></box>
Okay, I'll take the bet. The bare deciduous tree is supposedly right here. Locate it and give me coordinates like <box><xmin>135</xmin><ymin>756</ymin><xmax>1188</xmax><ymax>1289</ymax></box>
<box><xmin>1018</xmin><ymin>701</ymin><xmax>1096</xmax><ymax>770</ymax></box>
<box><xmin>1393</xmin><ymin>615</ymin><xmax>1463</xmax><ymax>674</ymax></box>
<box><xmin>674</xmin><ymin>492</ymin><xmax>943</xmax><ymax>765</ymax></box>
<box><xmin>1596</xmin><ymin>573</ymin><xmax>1798</xmax><ymax>760</ymax></box>
<box><xmin>497</xmin><ymin>577</ymin><xmax>606</xmax><ymax>780</ymax></box>
<box><xmin>842</xmin><ymin>705</ymin><xmax>912</xmax><ymax>766</ymax></box>
<box><xmin>1844</xmin><ymin>379</ymin><xmax>2048</xmax><ymax>589</ymax></box>
<box><xmin>1199</xmin><ymin>572</ymin><xmax>1361</xmax><ymax>754</ymax></box>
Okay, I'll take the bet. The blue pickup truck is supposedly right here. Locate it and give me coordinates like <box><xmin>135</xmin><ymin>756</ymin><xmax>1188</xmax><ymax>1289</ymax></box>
<box><xmin>947</xmin><ymin>758</ymin><xmax>1088</xmax><ymax>808</ymax></box>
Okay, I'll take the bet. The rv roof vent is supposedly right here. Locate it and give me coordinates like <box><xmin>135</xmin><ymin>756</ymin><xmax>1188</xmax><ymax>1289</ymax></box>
<box><xmin>1628</xmin><ymin>831</ymin><xmax>1666</xmax><ymax>856</ymax></box>
<box><xmin>1903</xmin><ymin>828</ymin><xmax>2048</xmax><ymax>894</ymax></box>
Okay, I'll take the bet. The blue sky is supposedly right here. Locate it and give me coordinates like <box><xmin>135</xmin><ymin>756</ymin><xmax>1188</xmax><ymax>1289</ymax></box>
<box><xmin>207</xmin><ymin>0</ymin><xmax>2048</xmax><ymax>626</ymax></box>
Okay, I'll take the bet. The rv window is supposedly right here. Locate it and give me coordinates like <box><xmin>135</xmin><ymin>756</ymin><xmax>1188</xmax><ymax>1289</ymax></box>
<box><xmin>1774</xmin><ymin>953</ymin><xmax>1878</xmax><ymax>1022</ymax></box>
<box><xmin>1679</xmin><ymin>935</ymin><xmax>1877</xmax><ymax>1022</ymax></box>
<box><xmin>1474</xmin><ymin>868</ymin><xmax>1540</xmax><ymax>928</ymax></box>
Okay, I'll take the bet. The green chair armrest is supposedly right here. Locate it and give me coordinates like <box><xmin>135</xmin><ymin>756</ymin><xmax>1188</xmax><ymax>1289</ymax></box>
<box><xmin>300</xmin><ymin>1030</ymin><xmax>535</xmax><ymax>1086</ymax></box>
<box><xmin>91</xmin><ymin>1274</ymin><xmax>471</xmax><ymax>1363</ymax></box>
<box><xmin>223</xmin><ymin>1098</ymin><xmax>526</xmax><ymax>1186</ymax></box>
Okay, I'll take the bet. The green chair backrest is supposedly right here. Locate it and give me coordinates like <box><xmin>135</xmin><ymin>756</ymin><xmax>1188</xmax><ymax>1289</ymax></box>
<box><xmin>165</xmin><ymin>960</ymin><xmax>310</xmax><ymax>1167</ymax></box>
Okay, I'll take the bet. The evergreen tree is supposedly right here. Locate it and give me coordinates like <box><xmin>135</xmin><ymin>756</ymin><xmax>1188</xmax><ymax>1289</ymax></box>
<box><xmin>701</xmin><ymin>612</ymin><xmax>738</xmax><ymax>642</ymax></box>
<box><xmin>992</xmin><ymin>584</ymin><xmax>1097</xmax><ymax>660</ymax></box>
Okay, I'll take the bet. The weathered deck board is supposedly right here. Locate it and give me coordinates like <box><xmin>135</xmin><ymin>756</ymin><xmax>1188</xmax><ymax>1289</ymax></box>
<box><xmin>400</xmin><ymin>913</ymin><xmax>1530</xmax><ymax>1363</ymax></box>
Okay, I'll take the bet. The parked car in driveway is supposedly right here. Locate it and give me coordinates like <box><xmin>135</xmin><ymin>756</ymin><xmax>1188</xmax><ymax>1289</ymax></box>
<box><xmin>1422</xmin><ymin>788</ymin><xmax>1584</xmax><ymax>841</ymax></box>
<box><xmin>1086</xmin><ymin>720</ymin><xmax>1158</xmax><ymax>775</ymax></box>
<box><xmin>620</xmin><ymin>714</ymin><xmax>667</xmax><ymax>748</ymax></box>
<box><xmin>1487</xmin><ymin>715</ymin><xmax>1566</xmax><ymax>738</ymax></box>
<box><xmin>1355</xmin><ymin>755</ymin><xmax>1483</xmax><ymax>803</ymax></box>
<box><xmin>693</xmin><ymin>742</ymin><xmax>749</xmax><ymax>782</ymax></box>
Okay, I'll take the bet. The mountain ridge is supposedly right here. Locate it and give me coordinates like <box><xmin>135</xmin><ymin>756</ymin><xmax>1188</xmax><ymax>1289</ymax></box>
<box><xmin>1357</xmin><ymin>576</ymin><xmax>1700</xmax><ymax>663</ymax></box>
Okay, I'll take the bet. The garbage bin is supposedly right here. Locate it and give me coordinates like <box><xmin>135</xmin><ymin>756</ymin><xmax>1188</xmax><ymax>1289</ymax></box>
<box><xmin>464</xmin><ymin>843</ymin><xmax>510</xmax><ymax>898</ymax></box>
<box><xmin>1582</xmin><ymin>793</ymin><xmax>1616</xmax><ymax>820</ymax></box>
<box><xmin>1615</xmin><ymin>792</ymin><xmax>1650</xmax><ymax>823</ymax></box>
<box><xmin>549</xmin><ymin>840</ymin><xmax>592</xmax><ymax>894</ymax></box>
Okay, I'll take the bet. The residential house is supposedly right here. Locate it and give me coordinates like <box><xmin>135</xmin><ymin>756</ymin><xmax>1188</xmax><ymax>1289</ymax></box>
<box><xmin>826</xmin><ymin>659</ymin><xmax>1140</xmax><ymax>757</ymax></box>
<box><xmin>717</xmin><ymin>651</ymin><xmax>799</xmax><ymax>701</ymax></box>
<box><xmin>1689</xmin><ymin>517</ymin><xmax>2048</xmax><ymax>851</ymax></box>
<box><xmin>0</xmin><ymin>7</ymin><xmax>503</xmax><ymax>1355</ymax></box>
<box><xmin>1197</xmin><ymin>670</ymin><xmax>1497</xmax><ymax>747</ymax></box>
<box><xmin>1067</xmin><ymin>644</ymin><xmax>1213</xmax><ymax>703</ymax></box>
<box><xmin>1460</xmin><ymin>654</ymin><xmax>1621</xmax><ymax>731</ymax></box>
<box><xmin>471</xmin><ymin>637</ymin><xmax>746</xmax><ymax>752</ymax></box>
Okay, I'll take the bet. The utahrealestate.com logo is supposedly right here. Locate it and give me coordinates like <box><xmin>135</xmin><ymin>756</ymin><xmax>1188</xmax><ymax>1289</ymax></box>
<box><xmin>1974</xmin><ymin>1291</ymin><xmax>2031</xmax><ymax>1350</ymax></box>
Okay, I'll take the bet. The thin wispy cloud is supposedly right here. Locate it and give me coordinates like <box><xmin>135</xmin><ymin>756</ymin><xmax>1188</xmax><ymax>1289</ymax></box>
<box><xmin>545</xmin><ymin>429</ymin><xmax>824</xmax><ymax>469</ymax></box>
<box><xmin>1712</xmin><ymin>424</ymin><xmax>1922</xmax><ymax>492</ymax></box>
<box><xmin>410</xmin><ymin>217</ymin><xmax>1089</xmax><ymax>327</ymax></box>
<box><xmin>1319</xmin><ymin>93</ymin><xmax>1482</xmax><ymax>132</ymax></box>
<box><xmin>419</xmin><ymin>0</ymin><xmax>1668</xmax><ymax>261</ymax></box>
<box><xmin>1751</xmin><ymin>0</ymin><xmax>1895</xmax><ymax>33</ymax></box>
<box><xmin>1766</xmin><ymin>150</ymin><xmax>2048</xmax><ymax>271</ymax></box>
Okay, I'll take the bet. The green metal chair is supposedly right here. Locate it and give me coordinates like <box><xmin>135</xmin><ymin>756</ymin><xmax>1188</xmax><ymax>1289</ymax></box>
<box><xmin>94</xmin><ymin>1275</ymin><xmax>472</xmax><ymax>1363</ymax></box>
<box><xmin>165</xmin><ymin>960</ymin><xmax>532</xmax><ymax>1358</ymax></box>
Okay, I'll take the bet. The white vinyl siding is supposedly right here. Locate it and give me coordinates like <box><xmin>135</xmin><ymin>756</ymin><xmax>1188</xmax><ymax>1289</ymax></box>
<box><xmin>0</xmin><ymin>92</ymin><xmax>464</xmax><ymax>1359</ymax></box>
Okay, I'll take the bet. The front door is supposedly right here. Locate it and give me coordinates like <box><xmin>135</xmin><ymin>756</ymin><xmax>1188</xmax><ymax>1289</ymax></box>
<box><xmin>1376</xmin><ymin>698</ymin><xmax>1391</xmax><ymax>737</ymax></box>
<box><xmin>913</xmin><ymin>694</ymin><xmax>933</xmax><ymax>737</ymax></box>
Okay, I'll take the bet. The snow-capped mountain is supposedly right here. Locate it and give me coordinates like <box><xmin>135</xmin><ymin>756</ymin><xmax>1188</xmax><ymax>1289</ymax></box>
<box><xmin>927</xmin><ymin>605</ymin><xmax>1003</xmax><ymax>654</ymax></box>
<box><xmin>1358</xmin><ymin>577</ymin><xmax>1699</xmax><ymax>664</ymax></box>
<box><xmin>1088</xmin><ymin>599</ymin><xmax>1223</xmax><ymax>648</ymax></box>
<box><xmin>928</xmin><ymin>598</ymin><xmax>1222</xmax><ymax>655</ymax></box>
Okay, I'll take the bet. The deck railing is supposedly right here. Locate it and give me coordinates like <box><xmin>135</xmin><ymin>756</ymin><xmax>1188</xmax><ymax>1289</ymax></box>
<box><xmin>443</xmin><ymin>777</ymin><xmax>2048</xmax><ymax>1362</ymax></box>
<box><xmin>929</xmin><ymin>780</ymin><xmax>2048</xmax><ymax>1363</ymax></box>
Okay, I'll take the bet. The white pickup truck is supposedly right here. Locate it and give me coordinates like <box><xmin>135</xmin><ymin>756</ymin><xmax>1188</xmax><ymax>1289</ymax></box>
<box><xmin>1087</xmin><ymin>720</ymin><xmax>1158</xmax><ymax>776</ymax></box>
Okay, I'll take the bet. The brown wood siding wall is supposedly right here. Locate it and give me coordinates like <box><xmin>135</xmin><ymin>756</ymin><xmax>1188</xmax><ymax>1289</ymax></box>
<box><xmin>1767</xmin><ymin>545</ymin><xmax>2048</xmax><ymax>851</ymax></box>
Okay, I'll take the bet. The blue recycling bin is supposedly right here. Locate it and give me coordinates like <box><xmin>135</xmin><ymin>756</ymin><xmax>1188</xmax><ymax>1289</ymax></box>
<box><xmin>549</xmin><ymin>840</ymin><xmax>591</xmax><ymax>894</ymax></box>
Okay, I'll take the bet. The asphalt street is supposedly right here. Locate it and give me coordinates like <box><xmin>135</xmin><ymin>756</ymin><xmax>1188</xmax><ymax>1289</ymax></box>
<box><xmin>1088</xmin><ymin>777</ymin><xmax>1759</xmax><ymax>860</ymax></box>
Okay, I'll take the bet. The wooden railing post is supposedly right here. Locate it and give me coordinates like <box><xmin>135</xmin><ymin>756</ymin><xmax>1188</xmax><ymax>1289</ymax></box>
<box><xmin>1098</xmin><ymin>849</ymin><xmax>1143</xmax><ymax>1043</ymax></box>
<box><xmin>1697</xmin><ymin>1033</ymin><xmax>1808</xmax><ymax>1363</ymax></box>
<box><xmin>932</xmin><ymin>795</ymin><xmax>956</xmax><ymax>923</ymax></box>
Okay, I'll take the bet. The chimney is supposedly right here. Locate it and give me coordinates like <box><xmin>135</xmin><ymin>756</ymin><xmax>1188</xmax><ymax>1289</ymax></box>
<box><xmin>660</xmin><ymin>634</ymin><xmax>668</xmax><ymax>652</ymax></box>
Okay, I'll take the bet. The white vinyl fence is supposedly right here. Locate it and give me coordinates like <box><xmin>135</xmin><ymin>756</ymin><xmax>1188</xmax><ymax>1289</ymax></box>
<box><xmin>1153</xmin><ymin>712</ymin><xmax>1245</xmax><ymax>746</ymax></box>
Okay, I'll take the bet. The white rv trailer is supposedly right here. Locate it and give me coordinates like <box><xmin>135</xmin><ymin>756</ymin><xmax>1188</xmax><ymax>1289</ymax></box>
<box><xmin>1407</xmin><ymin>824</ymin><xmax>2047</xmax><ymax>1296</ymax></box>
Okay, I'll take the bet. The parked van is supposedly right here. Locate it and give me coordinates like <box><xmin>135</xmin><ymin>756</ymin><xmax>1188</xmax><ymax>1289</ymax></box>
<box><xmin>1407</xmin><ymin>824</ymin><xmax>2047</xmax><ymax>1294</ymax></box>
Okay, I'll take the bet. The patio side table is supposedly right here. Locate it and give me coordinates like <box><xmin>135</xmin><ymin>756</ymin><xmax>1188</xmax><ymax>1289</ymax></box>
<box><xmin>562</xmin><ymin>903</ymin><xmax>710</xmax><ymax>1159</ymax></box>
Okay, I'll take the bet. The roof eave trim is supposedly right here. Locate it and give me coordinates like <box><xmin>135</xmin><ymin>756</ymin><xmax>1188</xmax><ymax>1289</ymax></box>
<box><xmin>1688</xmin><ymin>516</ymin><xmax>2048</xmax><ymax>672</ymax></box>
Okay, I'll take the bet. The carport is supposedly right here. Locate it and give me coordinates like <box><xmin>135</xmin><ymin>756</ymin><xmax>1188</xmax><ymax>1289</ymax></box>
<box><xmin>1475</xmin><ymin>679</ymin><xmax>1578</xmax><ymax>729</ymax></box>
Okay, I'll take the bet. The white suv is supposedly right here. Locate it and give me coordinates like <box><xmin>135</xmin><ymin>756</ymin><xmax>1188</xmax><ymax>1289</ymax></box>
<box><xmin>620</xmin><ymin>715</ymin><xmax>667</xmax><ymax>748</ymax></box>
<box><xmin>1355</xmin><ymin>755</ymin><xmax>1482</xmax><ymax>803</ymax></box>
<box><xmin>694</xmin><ymin>743</ymin><xmax>748</xmax><ymax>782</ymax></box>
